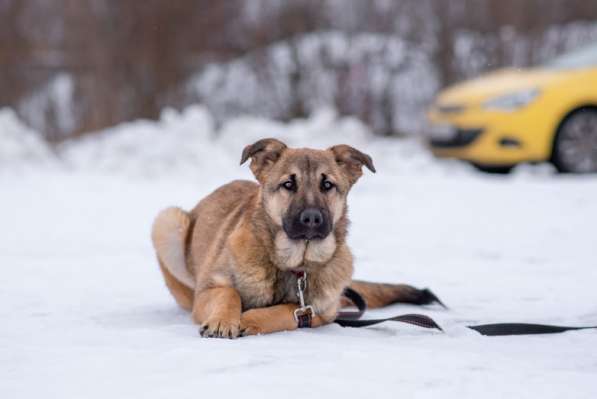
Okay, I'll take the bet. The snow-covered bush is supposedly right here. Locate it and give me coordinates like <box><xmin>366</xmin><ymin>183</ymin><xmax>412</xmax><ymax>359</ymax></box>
<box><xmin>56</xmin><ymin>105</ymin><xmax>447</xmax><ymax>178</ymax></box>
<box><xmin>187</xmin><ymin>31</ymin><xmax>439</xmax><ymax>136</ymax></box>
<box><xmin>0</xmin><ymin>108</ymin><xmax>56</xmax><ymax>171</ymax></box>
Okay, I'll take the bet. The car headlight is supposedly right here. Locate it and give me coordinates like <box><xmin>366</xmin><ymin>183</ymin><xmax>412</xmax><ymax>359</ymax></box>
<box><xmin>483</xmin><ymin>88</ymin><xmax>540</xmax><ymax>111</ymax></box>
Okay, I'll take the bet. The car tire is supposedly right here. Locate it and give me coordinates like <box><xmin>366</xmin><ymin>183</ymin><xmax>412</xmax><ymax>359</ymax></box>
<box><xmin>471</xmin><ymin>163</ymin><xmax>514</xmax><ymax>174</ymax></box>
<box><xmin>551</xmin><ymin>108</ymin><xmax>597</xmax><ymax>174</ymax></box>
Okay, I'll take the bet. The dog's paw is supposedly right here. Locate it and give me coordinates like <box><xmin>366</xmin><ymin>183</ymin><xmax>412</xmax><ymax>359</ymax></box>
<box><xmin>199</xmin><ymin>317</ymin><xmax>241</xmax><ymax>339</ymax></box>
<box><xmin>239</xmin><ymin>310</ymin><xmax>263</xmax><ymax>337</ymax></box>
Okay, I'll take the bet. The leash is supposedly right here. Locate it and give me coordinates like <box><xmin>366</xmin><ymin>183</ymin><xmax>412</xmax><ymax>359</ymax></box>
<box><xmin>292</xmin><ymin>272</ymin><xmax>597</xmax><ymax>336</ymax></box>
<box><xmin>292</xmin><ymin>271</ymin><xmax>445</xmax><ymax>331</ymax></box>
<box><xmin>293</xmin><ymin>271</ymin><xmax>315</xmax><ymax>328</ymax></box>
<box><xmin>336</xmin><ymin>287</ymin><xmax>597</xmax><ymax>336</ymax></box>
<box><xmin>335</xmin><ymin>287</ymin><xmax>443</xmax><ymax>331</ymax></box>
<box><xmin>467</xmin><ymin>323</ymin><xmax>597</xmax><ymax>336</ymax></box>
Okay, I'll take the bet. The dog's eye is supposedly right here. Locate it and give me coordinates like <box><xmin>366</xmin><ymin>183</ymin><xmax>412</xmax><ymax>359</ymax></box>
<box><xmin>321</xmin><ymin>178</ymin><xmax>335</xmax><ymax>192</ymax></box>
<box><xmin>281</xmin><ymin>177</ymin><xmax>296</xmax><ymax>191</ymax></box>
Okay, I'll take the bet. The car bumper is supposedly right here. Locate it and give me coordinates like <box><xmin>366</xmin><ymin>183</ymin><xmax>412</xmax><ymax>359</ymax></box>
<box><xmin>426</xmin><ymin>107</ymin><xmax>553</xmax><ymax>166</ymax></box>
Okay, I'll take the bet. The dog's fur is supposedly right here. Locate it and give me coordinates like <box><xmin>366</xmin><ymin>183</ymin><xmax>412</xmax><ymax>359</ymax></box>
<box><xmin>152</xmin><ymin>138</ymin><xmax>422</xmax><ymax>338</ymax></box>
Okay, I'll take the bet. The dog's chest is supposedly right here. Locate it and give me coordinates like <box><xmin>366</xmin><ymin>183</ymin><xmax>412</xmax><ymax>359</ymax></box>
<box><xmin>235</xmin><ymin>269</ymin><xmax>304</xmax><ymax>310</ymax></box>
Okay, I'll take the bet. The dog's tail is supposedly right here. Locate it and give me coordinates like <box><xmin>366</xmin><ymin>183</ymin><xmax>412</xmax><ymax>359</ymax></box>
<box><xmin>346</xmin><ymin>280</ymin><xmax>445</xmax><ymax>309</ymax></box>
<box><xmin>151</xmin><ymin>207</ymin><xmax>195</xmax><ymax>310</ymax></box>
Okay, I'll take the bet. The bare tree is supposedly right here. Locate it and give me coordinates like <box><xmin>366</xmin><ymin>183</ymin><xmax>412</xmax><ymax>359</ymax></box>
<box><xmin>1</xmin><ymin>0</ymin><xmax>597</xmax><ymax>139</ymax></box>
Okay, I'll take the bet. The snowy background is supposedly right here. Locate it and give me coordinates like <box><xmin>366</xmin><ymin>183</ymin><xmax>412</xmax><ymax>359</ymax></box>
<box><xmin>2</xmin><ymin>107</ymin><xmax>597</xmax><ymax>398</ymax></box>
<box><xmin>3</xmin><ymin>1</ymin><xmax>597</xmax><ymax>397</ymax></box>
<box><xmin>4</xmin><ymin>1</ymin><xmax>597</xmax><ymax>140</ymax></box>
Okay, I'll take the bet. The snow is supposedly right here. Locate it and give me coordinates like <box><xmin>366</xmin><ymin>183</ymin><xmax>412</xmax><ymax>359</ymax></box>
<box><xmin>58</xmin><ymin>106</ymin><xmax>448</xmax><ymax>180</ymax></box>
<box><xmin>0</xmin><ymin>108</ymin><xmax>58</xmax><ymax>171</ymax></box>
<box><xmin>19</xmin><ymin>73</ymin><xmax>76</xmax><ymax>139</ymax></box>
<box><xmin>2</xmin><ymin>108</ymin><xmax>597</xmax><ymax>398</ymax></box>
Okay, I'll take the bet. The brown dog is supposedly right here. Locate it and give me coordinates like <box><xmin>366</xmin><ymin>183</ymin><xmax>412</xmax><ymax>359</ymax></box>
<box><xmin>151</xmin><ymin>138</ymin><xmax>427</xmax><ymax>338</ymax></box>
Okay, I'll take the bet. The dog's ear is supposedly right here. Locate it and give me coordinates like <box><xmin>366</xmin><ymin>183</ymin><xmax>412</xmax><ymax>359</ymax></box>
<box><xmin>240</xmin><ymin>138</ymin><xmax>288</xmax><ymax>181</ymax></box>
<box><xmin>328</xmin><ymin>144</ymin><xmax>376</xmax><ymax>184</ymax></box>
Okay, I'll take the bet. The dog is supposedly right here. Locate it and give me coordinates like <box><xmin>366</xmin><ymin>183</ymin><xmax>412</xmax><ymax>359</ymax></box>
<box><xmin>151</xmin><ymin>138</ymin><xmax>431</xmax><ymax>338</ymax></box>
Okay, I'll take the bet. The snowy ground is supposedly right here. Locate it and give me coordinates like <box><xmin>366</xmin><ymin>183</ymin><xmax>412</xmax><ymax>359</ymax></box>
<box><xmin>1</xmin><ymin>108</ymin><xmax>597</xmax><ymax>398</ymax></box>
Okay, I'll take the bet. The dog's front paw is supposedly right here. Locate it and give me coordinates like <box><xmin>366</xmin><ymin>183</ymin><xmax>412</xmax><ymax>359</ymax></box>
<box><xmin>199</xmin><ymin>317</ymin><xmax>241</xmax><ymax>339</ymax></box>
<box><xmin>239</xmin><ymin>310</ymin><xmax>263</xmax><ymax>336</ymax></box>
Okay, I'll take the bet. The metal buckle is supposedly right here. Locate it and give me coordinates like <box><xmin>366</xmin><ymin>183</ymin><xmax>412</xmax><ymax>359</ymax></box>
<box><xmin>294</xmin><ymin>271</ymin><xmax>315</xmax><ymax>327</ymax></box>
<box><xmin>294</xmin><ymin>305</ymin><xmax>315</xmax><ymax>323</ymax></box>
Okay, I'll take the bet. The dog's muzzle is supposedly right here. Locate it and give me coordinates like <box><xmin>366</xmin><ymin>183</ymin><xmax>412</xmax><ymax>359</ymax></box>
<box><xmin>283</xmin><ymin>207</ymin><xmax>331</xmax><ymax>240</ymax></box>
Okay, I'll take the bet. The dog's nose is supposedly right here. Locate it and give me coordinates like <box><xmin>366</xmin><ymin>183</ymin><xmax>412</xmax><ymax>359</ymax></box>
<box><xmin>299</xmin><ymin>208</ymin><xmax>323</xmax><ymax>228</ymax></box>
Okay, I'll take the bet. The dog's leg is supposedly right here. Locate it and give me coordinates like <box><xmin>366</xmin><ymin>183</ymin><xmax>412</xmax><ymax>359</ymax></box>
<box><xmin>193</xmin><ymin>287</ymin><xmax>242</xmax><ymax>338</ymax></box>
<box><xmin>347</xmin><ymin>280</ymin><xmax>442</xmax><ymax>309</ymax></box>
<box><xmin>240</xmin><ymin>304</ymin><xmax>337</xmax><ymax>336</ymax></box>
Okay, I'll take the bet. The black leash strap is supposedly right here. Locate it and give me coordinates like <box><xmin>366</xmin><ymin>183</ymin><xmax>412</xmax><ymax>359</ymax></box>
<box><xmin>337</xmin><ymin>287</ymin><xmax>597</xmax><ymax>336</ymax></box>
<box><xmin>336</xmin><ymin>313</ymin><xmax>444</xmax><ymax>331</ymax></box>
<box><xmin>335</xmin><ymin>287</ymin><xmax>443</xmax><ymax>332</ymax></box>
<box><xmin>468</xmin><ymin>323</ymin><xmax>597</xmax><ymax>336</ymax></box>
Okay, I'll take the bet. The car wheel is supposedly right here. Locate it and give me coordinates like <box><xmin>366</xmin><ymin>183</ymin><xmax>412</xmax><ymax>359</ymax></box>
<box><xmin>471</xmin><ymin>163</ymin><xmax>514</xmax><ymax>174</ymax></box>
<box><xmin>552</xmin><ymin>108</ymin><xmax>597</xmax><ymax>173</ymax></box>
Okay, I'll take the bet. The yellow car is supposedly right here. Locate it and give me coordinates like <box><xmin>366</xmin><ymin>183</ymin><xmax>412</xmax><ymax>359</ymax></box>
<box><xmin>427</xmin><ymin>43</ymin><xmax>597</xmax><ymax>173</ymax></box>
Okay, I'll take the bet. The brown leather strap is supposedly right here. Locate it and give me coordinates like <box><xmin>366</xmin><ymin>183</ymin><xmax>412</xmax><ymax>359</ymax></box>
<box><xmin>296</xmin><ymin>313</ymin><xmax>312</xmax><ymax>328</ymax></box>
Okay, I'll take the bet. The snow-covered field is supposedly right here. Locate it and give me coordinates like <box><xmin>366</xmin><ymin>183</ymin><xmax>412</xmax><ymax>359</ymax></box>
<box><xmin>1</xmin><ymin>107</ymin><xmax>596</xmax><ymax>398</ymax></box>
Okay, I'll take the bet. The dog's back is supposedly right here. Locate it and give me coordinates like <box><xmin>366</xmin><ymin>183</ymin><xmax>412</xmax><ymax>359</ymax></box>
<box><xmin>188</xmin><ymin>180</ymin><xmax>258</xmax><ymax>274</ymax></box>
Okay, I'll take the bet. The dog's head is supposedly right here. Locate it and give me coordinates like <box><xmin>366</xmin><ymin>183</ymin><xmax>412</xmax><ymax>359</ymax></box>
<box><xmin>240</xmin><ymin>138</ymin><xmax>375</xmax><ymax>269</ymax></box>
